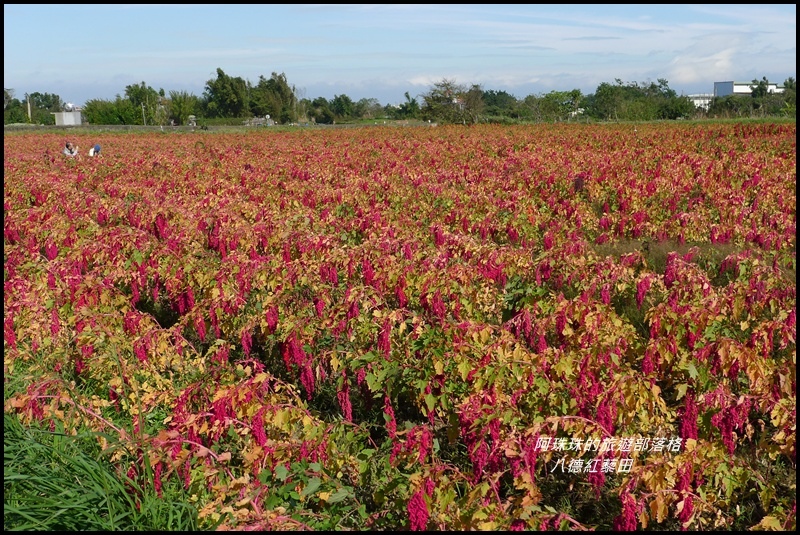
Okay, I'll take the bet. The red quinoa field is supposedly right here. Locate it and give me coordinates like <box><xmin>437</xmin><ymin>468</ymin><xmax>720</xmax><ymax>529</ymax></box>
<box><xmin>4</xmin><ymin>122</ymin><xmax>796</xmax><ymax>530</ymax></box>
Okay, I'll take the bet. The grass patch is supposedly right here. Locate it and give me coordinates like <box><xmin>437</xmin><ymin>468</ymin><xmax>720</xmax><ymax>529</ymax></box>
<box><xmin>3</xmin><ymin>413</ymin><xmax>199</xmax><ymax>531</ymax></box>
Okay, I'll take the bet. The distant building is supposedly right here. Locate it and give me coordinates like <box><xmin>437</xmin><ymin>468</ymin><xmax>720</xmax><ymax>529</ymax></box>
<box><xmin>687</xmin><ymin>94</ymin><xmax>713</xmax><ymax>110</ymax></box>
<box><xmin>713</xmin><ymin>81</ymin><xmax>785</xmax><ymax>98</ymax></box>
<box><xmin>52</xmin><ymin>110</ymin><xmax>83</xmax><ymax>126</ymax></box>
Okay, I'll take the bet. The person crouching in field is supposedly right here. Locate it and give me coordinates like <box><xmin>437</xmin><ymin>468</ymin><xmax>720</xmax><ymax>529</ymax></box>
<box><xmin>88</xmin><ymin>144</ymin><xmax>101</xmax><ymax>157</ymax></box>
<box><xmin>63</xmin><ymin>141</ymin><xmax>79</xmax><ymax>157</ymax></box>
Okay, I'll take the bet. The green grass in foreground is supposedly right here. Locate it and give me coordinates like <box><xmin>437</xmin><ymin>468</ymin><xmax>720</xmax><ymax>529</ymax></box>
<box><xmin>3</xmin><ymin>413</ymin><xmax>199</xmax><ymax>531</ymax></box>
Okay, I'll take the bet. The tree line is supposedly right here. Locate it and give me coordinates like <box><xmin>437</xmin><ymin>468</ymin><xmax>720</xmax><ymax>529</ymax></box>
<box><xmin>4</xmin><ymin>69</ymin><xmax>796</xmax><ymax>127</ymax></box>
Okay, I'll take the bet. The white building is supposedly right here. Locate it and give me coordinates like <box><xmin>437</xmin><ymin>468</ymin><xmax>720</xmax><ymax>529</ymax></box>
<box><xmin>52</xmin><ymin>110</ymin><xmax>83</xmax><ymax>126</ymax></box>
<box><xmin>687</xmin><ymin>94</ymin><xmax>713</xmax><ymax>110</ymax></box>
<box><xmin>713</xmin><ymin>81</ymin><xmax>785</xmax><ymax>98</ymax></box>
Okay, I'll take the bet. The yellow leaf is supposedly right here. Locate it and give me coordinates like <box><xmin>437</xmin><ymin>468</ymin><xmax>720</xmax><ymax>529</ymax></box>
<box><xmin>755</xmin><ymin>516</ymin><xmax>783</xmax><ymax>530</ymax></box>
<box><xmin>639</xmin><ymin>510</ymin><xmax>649</xmax><ymax>529</ymax></box>
<box><xmin>243</xmin><ymin>446</ymin><xmax>263</xmax><ymax>464</ymax></box>
<box><xmin>480</xmin><ymin>327</ymin><xmax>491</xmax><ymax>344</ymax></box>
<box><xmin>649</xmin><ymin>495</ymin><xmax>668</xmax><ymax>523</ymax></box>
<box><xmin>273</xmin><ymin>409</ymin><xmax>288</xmax><ymax>428</ymax></box>
<box><xmin>479</xmin><ymin>521</ymin><xmax>497</xmax><ymax>530</ymax></box>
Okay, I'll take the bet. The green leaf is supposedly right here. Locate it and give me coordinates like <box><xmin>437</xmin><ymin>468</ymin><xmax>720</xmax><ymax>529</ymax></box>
<box><xmin>327</xmin><ymin>488</ymin><xmax>350</xmax><ymax>504</ymax></box>
<box><xmin>458</xmin><ymin>360</ymin><xmax>473</xmax><ymax>381</ymax></box>
<box><xmin>274</xmin><ymin>464</ymin><xmax>289</xmax><ymax>481</ymax></box>
<box><xmin>687</xmin><ymin>362</ymin><xmax>698</xmax><ymax>380</ymax></box>
<box><xmin>425</xmin><ymin>393</ymin><xmax>437</xmax><ymax>413</ymax></box>
<box><xmin>365</xmin><ymin>372</ymin><xmax>379</xmax><ymax>392</ymax></box>
<box><xmin>473</xmin><ymin>510</ymin><xmax>488</xmax><ymax>520</ymax></box>
<box><xmin>356</xmin><ymin>449</ymin><xmax>375</xmax><ymax>460</ymax></box>
<box><xmin>300</xmin><ymin>477</ymin><xmax>321</xmax><ymax>497</ymax></box>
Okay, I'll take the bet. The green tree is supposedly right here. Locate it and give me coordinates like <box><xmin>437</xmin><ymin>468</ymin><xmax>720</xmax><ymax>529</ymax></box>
<box><xmin>168</xmin><ymin>90</ymin><xmax>199</xmax><ymax>126</ymax></box>
<box><xmin>250</xmin><ymin>72</ymin><xmax>296</xmax><ymax>123</ymax></box>
<box><xmin>748</xmin><ymin>77</ymin><xmax>788</xmax><ymax>117</ymax></box>
<box><xmin>203</xmin><ymin>68</ymin><xmax>250</xmax><ymax>118</ymax></box>
<box><xmin>640</xmin><ymin>79</ymin><xmax>694</xmax><ymax>119</ymax></box>
<box><xmin>390</xmin><ymin>92</ymin><xmax>420</xmax><ymax>120</ymax></box>
<box><xmin>4</xmin><ymin>88</ymin><xmax>27</xmax><ymax>124</ymax></box>
<box><xmin>657</xmin><ymin>94</ymin><xmax>696</xmax><ymax>120</ymax></box>
<box><xmin>29</xmin><ymin>92</ymin><xmax>64</xmax><ymax>112</ymax></box>
<box><xmin>124</xmin><ymin>82</ymin><xmax>162</xmax><ymax>125</ymax></box>
<box><xmin>537</xmin><ymin>90</ymin><xmax>572</xmax><ymax>121</ymax></box>
<box><xmin>750</xmin><ymin>77</ymin><xmax>770</xmax><ymax>99</ymax></box>
<box><xmin>780</xmin><ymin>77</ymin><xmax>795</xmax><ymax>117</ymax></box>
<box><xmin>520</xmin><ymin>94</ymin><xmax>544</xmax><ymax>122</ymax></box>
<box><xmin>330</xmin><ymin>94</ymin><xmax>355</xmax><ymax>121</ymax></box>
<box><xmin>707</xmin><ymin>95</ymin><xmax>753</xmax><ymax>118</ymax></box>
<box><xmin>353</xmin><ymin>97</ymin><xmax>383</xmax><ymax>119</ymax></box>
<box><xmin>297</xmin><ymin>98</ymin><xmax>313</xmax><ymax>123</ymax></box>
<box><xmin>82</xmin><ymin>97</ymin><xmax>139</xmax><ymax>125</ymax></box>
<box><xmin>307</xmin><ymin>97</ymin><xmax>334</xmax><ymax>124</ymax></box>
<box><xmin>420</xmin><ymin>78</ymin><xmax>459</xmax><ymax>123</ymax></box>
<box><xmin>585</xmin><ymin>78</ymin><xmax>689</xmax><ymax>121</ymax></box>
<box><xmin>461</xmin><ymin>84</ymin><xmax>485</xmax><ymax>124</ymax></box>
<box><xmin>249</xmin><ymin>76</ymin><xmax>277</xmax><ymax>119</ymax></box>
<box><xmin>4</xmin><ymin>87</ymin><xmax>14</xmax><ymax>110</ymax></box>
<box><xmin>1</xmin><ymin>91</ymin><xmax>65</xmax><ymax>125</ymax></box>
<box><xmin>420</xmin><ymin>78</ymin><xmax>482</xmax><ymax>124</ymax></box>
<box><xmin>587</xmin><ymin>80</ymin><xmax>626</xmax><ymax>120</ymax></box>
<box><xmin>483</xmin><ymin>89</ymin><xmax>520</xmax><ymax>119</ymax></box>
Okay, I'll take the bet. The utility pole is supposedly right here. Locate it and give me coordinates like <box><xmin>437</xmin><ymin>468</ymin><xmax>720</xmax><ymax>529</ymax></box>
<box><xmin>141</xmin><ymin>102</ymin><xmax>146</xmax><ymax>126</ymax></box>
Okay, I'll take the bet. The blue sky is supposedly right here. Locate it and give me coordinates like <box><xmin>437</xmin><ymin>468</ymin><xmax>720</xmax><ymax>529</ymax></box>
<box><xmin>4</xmin><ymin>4</ymin><xmax>796</xmax><ymax>107</ymax></box>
